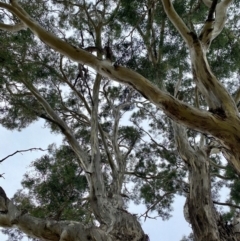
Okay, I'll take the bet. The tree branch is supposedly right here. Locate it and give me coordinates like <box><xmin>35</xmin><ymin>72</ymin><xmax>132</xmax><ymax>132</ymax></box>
<box><xmin>161</xmin><ymin>0</ymin><xmax>193</xmax><ymax>46</ymax></box>
<box><xmin>211</xmin><ymin>173</ymin><xmax>232</xmax><ymax>180</ymax></box>
<box><xmin>2</xmin><ymin>0</ymin><xmax>240</xmax><ymax>172</ymax></box>
<box><xmin>213</xmin><ymin>201</ymin><xmax>240</xmax><ymax>209</ymax></box>
<box><xmin>200</xmin><ymin>0</ymin><xmax>232</xmax><ymax>47</ymax></box>
<box><xmin>212</xmin><ymin>0</ymin><xmax>233</xmax><ymax>40</ymax></box>
<box><xmin>0</xmin><ymin>148</ymin><xmax>48</xmax><ymax>163</ymax></box>
<box><xmin>0</xmin><ymin>1</ymin><xmax>216</xmax><ymax>132</ymax></box>
<box><xmin>0</xmin><ymin>187</ymin><xmax>109</xmax><ymax>241</ymax></box>
<box><xmin>0</xmin><ymin>22</ymin><xmax>26</xmax><ymax>32</ymax></box>
<box><xmin>58</xmin><ymin>57</ymin><xmax>117</xmax><ymax>176</ymax></box>
<box><xmin>139</xmin><ymin>192</ymin><xmax>175</xmax><ymax>221</ymax></box>
<box><xmin>19</xmin><ymin>77</ymin><xmax>90</xmax><ymax>173</ymax></box>
<box><xmin>207</xmin><ymin>0</ymin><xmax>218</xmax><ymax>21</ymax></box>
<box><xmin>202</xmin><ymin>0</ymin><xmax>212</xmax><ymax>8</ymax></box>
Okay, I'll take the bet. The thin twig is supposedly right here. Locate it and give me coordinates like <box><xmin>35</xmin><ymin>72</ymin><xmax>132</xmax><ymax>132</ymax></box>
<box><xmin>140</xmin><ymin>192</ymin><xmax>175</xmax><ymax>221</ymax></box>
<box><xmin>0</xmin><ymin>148</ymin><xmax>48</xmax><ymax>163</ymax></box>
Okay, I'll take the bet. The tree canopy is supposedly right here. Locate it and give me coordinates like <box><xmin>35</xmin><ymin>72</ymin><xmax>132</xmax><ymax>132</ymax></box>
<box><xmin>0</xmin><ymin>0</ymin><xmax>240</xmax><ymax>240</ymax></box>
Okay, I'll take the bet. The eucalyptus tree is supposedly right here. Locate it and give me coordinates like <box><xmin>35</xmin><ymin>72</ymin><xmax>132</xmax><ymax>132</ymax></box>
<box><xmin>0</xmin><ymin>0</ymin><xmax>240</xmax><ymax>241</ymax></box>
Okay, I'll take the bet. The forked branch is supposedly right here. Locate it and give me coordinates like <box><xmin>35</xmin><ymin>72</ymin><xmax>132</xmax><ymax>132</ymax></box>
<box><xmin>202</xmin><ymin>0</ymin><xmax>233</xmax><ymax>41</ymax></box>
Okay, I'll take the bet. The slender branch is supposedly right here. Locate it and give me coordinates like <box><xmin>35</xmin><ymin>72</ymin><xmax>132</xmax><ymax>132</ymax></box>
<box><xmin>103</xmin><ymin>0</ymin><xmax>120</xmax><ymax>26</ymax></box>
<box><xmin>0</xmin><ymin>174</ymin><xmax>5</xmax><ymax>179</ymax></box>
<box><xmin>233</xmin><ymin>87</ymin><xmax>240</xmax><ymax>104</ymax></box>
<box><xmin>58</xmin><ymin>57</ymin><xmax>116</xmax><ymax>173</ymax></box>
<box><xmin>209</xmin><ymin>159</ymin><xmax>227</xmax><ymax>170</ymax></box>
<box><xmin>0</xmin><ymin>22</ymin><xmax>26</xmax><ymax>32</ymax></box>
<box><xmin>123</xmin><ymin>138</ymin><xmax>138</xmax><ymax>160</ymax></box>
<box><xmin>0</xmin><ymin>148</ymin><xmax>48</xmax><ymax>163</ymax></box>
<box><xmin>20</xmin><ymin>78</ymin><xmax>90</xmax><ymax>172</ymax></box>
<box><xmin>213</xmin><ymin>201</ymin><xmax>240</xmax><ymax>209</ymax></box>
<box><xmin>112</xmin><ymin>105</ymin><xmax>121</xmax><ymax>169</ymax></box>
<box><xmin>211</xmin><ymin>173</ymin><xmax>233</xmax><ymax>180</ymax></box>
<box><xmin>125</xmin><ymin>171</ymin><xmax>166</xmax><ymax>180</ymax></box>
<box><xmin>161</xmin><ymin>0</ymin><xmax>193</xmax><ymax>46</ymax></box>
<box><xmin>140</xmin><ymin>192</ymin><xmax>175</xmax><ymax>221</ymax></box>
<box><xmin>134</xmin><ymin>122</ymin><xmax>168</xmax><ymax>152</ymax></box>
<box><xmin>59</xmin><ymin>56</ymin><xmax>92</xmax><ymax>114</ymax></box>
<box><xmin>207</xmin><ymin>0</ymin><xmax>218</xmax><ymax>21</ymax></box>
<box><xmin>212</xmin><ymin>0</ymin><xmax>233</xmax><ymax>40</ymax></box>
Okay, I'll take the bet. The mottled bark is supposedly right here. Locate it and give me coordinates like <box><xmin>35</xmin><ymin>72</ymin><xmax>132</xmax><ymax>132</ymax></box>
<box><xmin>173</xmin><ymin>123</ymin><xmax>239</xmax><ymax>241</ymax></box>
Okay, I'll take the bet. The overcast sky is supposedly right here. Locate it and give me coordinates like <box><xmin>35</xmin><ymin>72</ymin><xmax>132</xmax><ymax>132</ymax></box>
<box><xmin>0</xmin><ymin>120</ymin><xmax>191</xmax><ymax>241</ymax></box>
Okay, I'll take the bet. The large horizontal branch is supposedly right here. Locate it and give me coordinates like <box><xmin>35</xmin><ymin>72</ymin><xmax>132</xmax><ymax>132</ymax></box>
<box><xmin>2</xmin><ymin>1</ymin><xmax>240</xmax><ymax>169</ymax></box>
<box><xmin>0</xmin><ymin>187</ymin><xmax>109</xmax><ymax>241</ymax></box>
<box><xmin>0</xmin><ymin>2</ymin><xmax>216</xmax><ymax>131</ymax></box>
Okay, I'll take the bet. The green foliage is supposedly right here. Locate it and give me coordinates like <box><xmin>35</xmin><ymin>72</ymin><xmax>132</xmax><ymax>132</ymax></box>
<box><xmin>180</xmin><ymin>233</ymin><xmax>194</xmax><ymax>241</ymax></box>
<box><xmin>1</xmin><ymin>0</ymin><xmax>240</xmax><ymax>240</ymax></box>
<box><xmin>14</xmin><ymin>144</ymin><xmax>88</xmax><ymax>222</ymax></box>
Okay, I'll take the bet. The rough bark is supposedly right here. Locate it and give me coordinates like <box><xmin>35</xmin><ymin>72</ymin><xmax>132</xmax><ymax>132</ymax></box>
<box><xmin>173</xmin><ymin>123</ymin><xmax>239</xmax><ymax>241</ymax></box>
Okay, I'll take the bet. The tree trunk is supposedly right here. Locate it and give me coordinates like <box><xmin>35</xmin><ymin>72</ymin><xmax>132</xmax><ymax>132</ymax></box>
<box><xmin>174</xmin><ymin>123</ymin><xmax>239</xmax><ymax>241</ymax></box>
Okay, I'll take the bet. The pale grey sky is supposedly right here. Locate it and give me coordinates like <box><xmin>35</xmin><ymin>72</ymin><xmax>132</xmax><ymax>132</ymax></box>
<box><xmin>0</xmin><ymin>120</ymin><xmax>191</xmax><ymax>241</ymax></box>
